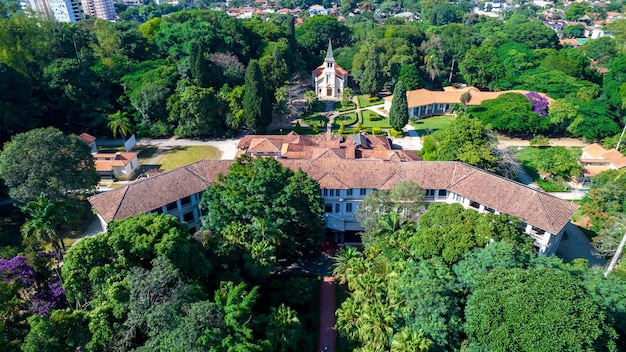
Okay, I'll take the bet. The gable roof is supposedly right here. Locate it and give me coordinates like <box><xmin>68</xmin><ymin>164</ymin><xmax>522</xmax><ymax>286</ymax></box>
<box><xmin>89</xmin><ymin>159</ymin><xmax>578</xmax><ymax>234</ymax></box>
<box><xmin>78</xmin><ymin>133</ymin><xmax>96</xmax><ymax>145</ymax></box>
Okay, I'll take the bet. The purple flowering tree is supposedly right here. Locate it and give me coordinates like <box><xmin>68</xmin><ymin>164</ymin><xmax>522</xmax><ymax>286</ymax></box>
<box><xmin>525</xmin><ymin>91</ymin><xmax>549</xmax><ymax>116</ymax></box>
<box><xmin>0</xmin><ymin>253</ymin><xmax>67</xmax><ymax>316</ymax></box>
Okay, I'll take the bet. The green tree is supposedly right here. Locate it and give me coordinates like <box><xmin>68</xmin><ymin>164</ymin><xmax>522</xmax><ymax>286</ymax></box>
<box><xmin>562</xmin><ymin>24</ymin><xmax>586</xmax><ymax>38</ymax></box>
<box><xmin>107</xmin><ymin>110</ymin><xmax>133</xmax><ymax>141</ymax></box>
<box><xmin>585</xmin><ymin>37</ymin><xmax>618</xmax><ymax>66</ymax></box>
<box><xmin>459</xmin><ymin>45</ymin><xmax>505</xmax><ymax>89</ymax></box>
<box><xmin>423</xmin><ymin>116</ymin><xmax>499</xmax><ymax>173</ymax></box>
<box><xmin>564</xmin><ymin>3</ymin><xmax>590</xmax><ymax>21</ymax></box>
<box><xmin>359</xmin><ymin>46</ymin><xmax>383</xmax><ymax>96</ymax></box>
<box><xmin>389</xmin><ymin>81</ymin><xmax>409</xmax><ymax>131</ymax></box>
<box><xmin>399</xmin><ymin>257</ymin><xmax>462</xmax><ymax>349</ymax></box>
<box><xmin>200</xmin><ymin>156</ymin><xmax>324</xmax><ymax>256</ymax></box>
<box><xmin>355</xmin><ymin>180</ymin><xmax>425</xmax><ymax>233</ymax></box>
<box><xmin>266</xmin><ymin>304</ymin><xmax>304</xmax><ymax>351</ymax></box>
<box><xmin>303</xmin><ymin>90</ymin><xmax>317</xmax><ymax>111</ymax></box>
<box><xmin>21</xmin><ymin>195</ymin><xmax>67</xmax><ymax>261</ymax></box>
<box><xmin>22</xmin><ymin>309</ymin><xmax>91</xmax><ymax>352</ymax></box>
<box><xmin>0</xmin><ymin>127</ymin><xmax>98</xmax><ymax>204</ymax></box>
<box><xmin>413</xmin><ymin>203</ymin><xmax>527</xmax><ymax>264</ymax></box>
<box><xmin>467</xmin><ymin>92</ymin><xmax>550</xmax><ymax>134</ymax></box>
<box><xmin>168</xmin><ymin>85</ymin><xmax>226</xmax><ymax>137</ymax></box>
<box><xmin>243</xmin><ymin>59</ymin><xmax>272</xmax><ymax>132</ymax></box>
<box><xmin>398</xmin><ymin>64</ymin><xmax>420</xmax><ymax>91</ymax></box>
<box><xmin>341</xmin><ymin>87</ymin><xmax>353</xmax><ymax>109</ymax></box>
<box><xmin>465</xmin><ymin>267</ymin><xmax>617</xmax><ymax>351</ymax></box>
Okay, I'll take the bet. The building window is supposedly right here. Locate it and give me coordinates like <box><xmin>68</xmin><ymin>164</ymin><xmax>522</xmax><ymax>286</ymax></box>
<box><xmin>330</xmin><ymin>189</ymin><xmax>334</xmax><ymax>197</ymax></box>
<box><xmin>335</xmin><ymin>204</ymin><xmax>340</xmax><ymax>213</ymax></box>
<box><xmin>323</xmin><ymin>189</ymin><xmax>328</xmax><ymax>196</ymax></box>
<box><xmin>180</xmin><ymin>196</ymin><xmax>192</xmax><ymax>207</ymax></box>
<box><xmin>438</xmin><ymin>190</ymin><xmax>447</xmax><ymax>198</ymax></box>
<box><xmin>360</xmin><ymin>188</ymin><xmax>367</xmax><ymax>196</ymax></box>
<box><xmin>484</xmin><ymin>206</ymin><xmax>495</xmax><ymax>213</ymax></box>
<box><xmin>183</xmin><ymin>211</ymin><xmax>195</xmax><ymax>223</ymax></box>
<box><xmin>346</xmin><ymin>203</ymin><xmax>352</xmax><ymax>212</ymax></box>
<box><xmin>425</xmin><ymin>189</ymin><xmax>436</xmax><ymax>198</ymax></box>
<box><xmin>346</xmin><ymin>189</ymin><xmax>353</xmax><ymax>196</ymax></box>
<box><xmin>469</xmin><ymin>200</ymin><xmax>480</xmax><ymax>209</ymax></box>
<box><xmin>325</xmin><ymin>204</ymin><xmax>333</xmax><ymax>213</ymax></box>
<box><xmin>165</xmin><ymin>202</ymin><xmax>178</xmax><ymax>213</ymax></box>
<box><xmin>454</xmin><ymin>193</ymin><xmax>463</xmax><ymax>203</ymax></box>
<box><xmin>336</xmin><ymin>190</ymin><xmax>341</xmax><ymax>197</ymax></box>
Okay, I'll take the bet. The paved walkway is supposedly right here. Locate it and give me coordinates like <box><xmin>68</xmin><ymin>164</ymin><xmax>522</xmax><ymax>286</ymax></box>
<box><xmin>318</xmin><ymin>276</ymin><xmax>336</xmax><ymax>352</ymax></box>
<box><xmin>498</xmin><ymin>136</ymin><xmax>589</xmax><ymax>149</ymax></box>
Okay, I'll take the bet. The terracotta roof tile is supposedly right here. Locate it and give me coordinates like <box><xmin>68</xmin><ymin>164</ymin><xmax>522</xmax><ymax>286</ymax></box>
<box><xmin>601</xmin><ymin>149</ymin><xmax>626</xmax><ymax>169</ymax></box>
<box><xmin>78</xmin><ymin>133</ymin><xmax>96</xmax><ymax>145</ymax></box>
<box><xmin>582</xmin><ymin>143</ymin><xmax>607</xmax><ymax>159</ymax></box>
<box><xmin>90</xmin><ymin>159</ymin><xmax>578</xmax><ymax>234</ymax></box>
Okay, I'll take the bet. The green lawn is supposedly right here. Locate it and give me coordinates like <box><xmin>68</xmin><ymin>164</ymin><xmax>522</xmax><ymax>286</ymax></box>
<box><xmin>361</xmin><ymin>110</ymin><xmax>390</xmax><ymax>128</ymax></box>
<box><xmin>159</xmin><ymin>146</ymin><xmax>221</xmax><ymax>170</ymax></box>
<box><xmin>333</xmin><ymin>101</ymin><xmax>356</xmax><ymax>112</ymax></box>
<box><xmin>333</xmin><ymin>112</ymin><xmax>357</xmax><ymax>128</ymax></box>
<box><xmin>410</xmin><ymin>115</ymin><xmax>455</xmax><ymax>136</ymax></box>
<box><xmin>357</xmin><ymin>94</ymin><xmax>384</xmax><ymax>108</ymax></box>
<box><xmin>312</xmin><ymin>101</ymin><xmax>326</xmax><ymax>112</ymax></box>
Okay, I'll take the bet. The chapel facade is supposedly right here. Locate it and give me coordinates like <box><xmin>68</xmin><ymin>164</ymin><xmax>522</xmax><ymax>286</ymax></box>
<box><xmin>311</xmin><ymin>40</ymin><xmax>349</xmax><ymax>99</ymax></box>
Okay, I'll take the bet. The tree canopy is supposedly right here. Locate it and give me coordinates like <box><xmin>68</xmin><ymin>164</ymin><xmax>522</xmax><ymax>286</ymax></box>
<box><xmin>0</xmin><ymin>127</ymin><xmax>98</xmax><ymax>204</ymax></box>
<box><xmin>200</xmin><ymin>155</ymin><xmax>325</xmax><ymax>256</ymax></box>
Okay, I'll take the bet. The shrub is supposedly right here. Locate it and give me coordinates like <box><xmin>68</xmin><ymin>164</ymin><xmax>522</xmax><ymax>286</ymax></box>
<box><xmin>368</xmin><ymin>96</ymin><xmax>379</xmax><ymax>103</ymax></box>
<box><xmin>369</xmin><ymin>114</ymin><xmax>381</xmax><ymax>121</ymax></box>
<box><xmin>293</xmin><ymin>121</ymin><xmax>302</xmax><ymax>134</ymax></box>
<box><xmin>390</xmin><ymin>128</ymin><xmax>404</xmax><ymax>138</ymax></box>
<box><xmin>372</xmin><ymin>127</ymin><xmax>383</xmax><ymax>135</ymax></box>
<box><xmin>339</xmin><ymin>123</ymin><xmax>345</xmax><ymax>134</ymax></box>
<box><xmin>313</xmin><ymin>124</ymin><xmax>319</xmax><ymax>134</ymax></box>
<box><xmin>530</xmin><ymin>135</ymin><xmax>549</xmax><ymax>147</ymax></box>
<box><xmin>354</xmin><ymin>121</ymin><xmax>362</xmax><ymax>133</ymax></box>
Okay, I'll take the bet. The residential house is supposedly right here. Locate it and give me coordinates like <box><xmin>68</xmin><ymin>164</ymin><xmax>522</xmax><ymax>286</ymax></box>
<box><xmin>93</xmin><ymin>152</ymin><xmax>139</xmax><ymax>180</ymax></box>
<box><xmin>577</xmin><ymin>143</ymin><xmax>626</xmax><ymax>187</ymax></box>
<box><xmin>308</xmin><ymin>4</ymin><xmax>327</xmax><ymax>16</ymax></box>
<box><xmin>89</xmin><ymin>158</ymin><xmax>579</xmax><ymax>255</ymax></box>
<box><xmin>383</xmin><ymin>86</ymin><xmax>552</xmax><ymax>119</ymax></box>
<box><xmin>78</xmin><ymin>133</ymin><xmax>98</xmax><ymax>154</ymax></box>
<box><xmin>312</xmin><ymin>40</ymin><xmax>349</xmax><ymax>99</ymax></box>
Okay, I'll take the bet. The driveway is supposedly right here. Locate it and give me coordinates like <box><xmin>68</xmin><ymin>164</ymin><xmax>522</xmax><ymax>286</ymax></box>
<box><xmin>556</xmin><ymin>222</ymin><xmax>606</xmax><ymax>268</ymax></box>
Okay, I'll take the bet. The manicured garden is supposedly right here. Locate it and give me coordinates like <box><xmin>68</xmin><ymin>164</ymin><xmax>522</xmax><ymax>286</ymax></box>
<box><xmin>334</xmin><ymin>101</ymin><xmax>356</xmax><ymax>112</ymax></box>
<box><xmin>357</xmin><ymin>94</ymin><xmax>384</xmax><ymax>108</ymax></box>
<box><xmin>302</xmin><ymin>113</ymin><xmax>329</xmax><ymax>128</ymax></box>
<box><xmin>333</xmin><ymin>112</ymin><xmax>357</xmax><ymax>128</ymax></box>
<box><xmin>361</xmin><ymin>110</ymin><xmax>390</xmax><ymax>128</ymax></box>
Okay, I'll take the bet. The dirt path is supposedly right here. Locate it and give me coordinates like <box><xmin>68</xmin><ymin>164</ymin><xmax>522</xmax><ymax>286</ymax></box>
<box><xmin>497</xmin><ymin>136</ymin><xmax>589</xmax><ymax>148</ymax></box>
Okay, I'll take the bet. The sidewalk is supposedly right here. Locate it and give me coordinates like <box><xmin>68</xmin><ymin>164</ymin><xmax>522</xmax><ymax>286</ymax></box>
<box><xmin>318</xmin><ymin>276</ymin><xmax>336</xmax><ymax>352</ymax></box>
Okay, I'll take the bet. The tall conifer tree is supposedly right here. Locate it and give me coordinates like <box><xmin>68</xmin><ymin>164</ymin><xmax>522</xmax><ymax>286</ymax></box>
<box><xmin>243</xmin><ymin>60</ymin><xmax>272</xmax><ymax>132</ymax></box>
<box><xmin>389</xmin><ymin>80</ymin><xmax>409</xmax><ymax>131</ymax></box>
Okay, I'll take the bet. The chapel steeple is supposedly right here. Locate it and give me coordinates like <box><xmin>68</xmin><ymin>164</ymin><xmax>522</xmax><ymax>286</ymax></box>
<box><xmin>325</xmin><ymin>39</ymin><xmax>335</xmax><ymax>63</ymax></box>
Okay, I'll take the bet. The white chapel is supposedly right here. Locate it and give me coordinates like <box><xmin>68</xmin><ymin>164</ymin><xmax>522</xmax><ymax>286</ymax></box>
<box><xmin>311</xmin><ymin>40</ymin><xmax>349</xmax><ymax>99</ymax></box>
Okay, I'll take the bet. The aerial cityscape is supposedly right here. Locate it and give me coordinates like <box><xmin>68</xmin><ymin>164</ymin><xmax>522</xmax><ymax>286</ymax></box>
<box><xmin>1</xmin><ymin>0</ymin><xmax>626</xmax><ymax>350</ymax></box>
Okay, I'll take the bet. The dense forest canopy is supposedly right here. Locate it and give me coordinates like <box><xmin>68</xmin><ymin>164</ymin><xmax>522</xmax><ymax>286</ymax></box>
<box><xmin>1</xmin><ymin>3</ymin><xmax>625</xmax><ymax>143</ymax></box>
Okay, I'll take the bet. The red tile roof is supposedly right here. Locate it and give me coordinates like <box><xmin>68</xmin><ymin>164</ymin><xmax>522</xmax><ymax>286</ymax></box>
<box><xmin>78</xmin><ymin>133</ymin><xmax>96</xmax><ymax>145</ymax></box>
<box><xmin>89</xmin><ymin>159</ymin><xmax>578</xmax><ymax>234</ymax></box>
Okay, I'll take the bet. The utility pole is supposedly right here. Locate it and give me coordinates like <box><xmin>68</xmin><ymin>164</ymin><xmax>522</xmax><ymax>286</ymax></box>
<box><xmin>616</xmin><ymin>122</ymin><xmax>626</xmax><ymax>151</ymax></box>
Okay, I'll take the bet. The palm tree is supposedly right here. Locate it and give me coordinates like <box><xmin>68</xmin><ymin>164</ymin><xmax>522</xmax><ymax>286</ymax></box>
<box><xmin>266</xmin><ymin>304</ymin><xmax>302</xmax><ymax>351</ymax></box>
<box><xmin>21</xmin><ymin>195</ymin><xmax>67</xmax><ymax>261</ymax></box>
<box><xmin>391</xmin><ymin>328</ymin><xmax>433</xmax><ymax>352</ymax></box>
<box><xmin>107</xmin><ymin>110</ymin><xmax>133</xmax><ymax>143</ymax></box>
<box><xmin>303</xmin><ymin>90</ymin><xmax>317</xmax><ymax>112</ymax></box>
<box><xmin>250</xmin><ymin>217</ymin><xmax>284</xmax><ymax>245</ymax></box>
<box><xmin>332</xmin><ymin>246</ymin><xmax>363</xmax><ymax>284</ymax></box>
<box><xmin>424</xmin><ymin>51</ymin><xmax>443</xmax><ymax>89</ymax></box>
